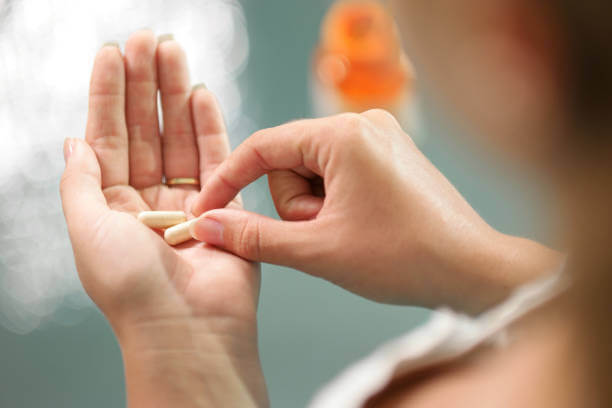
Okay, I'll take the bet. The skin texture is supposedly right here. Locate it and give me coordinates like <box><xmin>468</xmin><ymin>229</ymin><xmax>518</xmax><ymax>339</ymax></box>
<box><xmin>180</xmin><ymin>0</ymin><xmax>599</xmax><ymax>406</ymax></box>
<box><xmin>364</xmin><ymin>296</ymin><xmax>586</xmax><ymax>408</ymax></box>
<box><xmin>60</xmin><ymin>31</ymin><xmax>268</xmax><ymax>407</ymax></box>
<box><xmin>190</xmin><ymin>110</ymin><xmax>561</xmax><ymax>312</ymax></box>
<box><xmin>61</xmin><ymin>0</ymin><xmax>612</xmax><ymax>405</ymax></box>
<box><xmin>387</xmin><ymin>0</ymin><xmax>567</xmax><ymax>166</ymax></box>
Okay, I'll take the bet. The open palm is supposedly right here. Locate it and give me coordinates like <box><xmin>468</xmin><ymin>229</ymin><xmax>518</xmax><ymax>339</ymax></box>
<box><xmin>60</xmin><ymin>31</ymin><xmax>260</xmax><ymax>346</ymax></box>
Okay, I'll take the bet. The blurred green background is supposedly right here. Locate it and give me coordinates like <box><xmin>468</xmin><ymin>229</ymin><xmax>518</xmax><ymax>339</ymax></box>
<box><xmin>0</xmin><ymin>0</ymin><xmax>550</xmax><ymax>406</ymax></box>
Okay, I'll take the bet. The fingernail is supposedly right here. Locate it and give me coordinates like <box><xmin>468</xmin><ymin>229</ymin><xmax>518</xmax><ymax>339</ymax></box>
<box><xmin>101</xmin><ymin>41</ymin><xmax>120</xmax><ymax>49</ymax></box>
<box><xmin>192</xmin><ymin>83</ymin><xmax>207</xmax><ymax>92</ymax></box>
<box><xmin>63</xmin><ymin>138</ymin><xmax>75</xmax><ymax>164</ymax></box>
<box><xmin>190</xmin><ymin>217</ymin><xmax>224</xmax><ymax>246</ymax></box>
<box><xmin>158</xmin><ymin>33</ymin><xmax>174</xmax><ymax>43</ymax></box>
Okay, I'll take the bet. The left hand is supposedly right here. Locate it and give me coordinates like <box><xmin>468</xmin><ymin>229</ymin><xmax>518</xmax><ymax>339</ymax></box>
<box><xmin>60</xmin><ymin>30</ymin><xmax>267</xmax><ymax>407</ymax></box>
<box><xmin>190</xmin><ymin>110</ymin><xmax>561</xmax><ymax>314</ymax></box>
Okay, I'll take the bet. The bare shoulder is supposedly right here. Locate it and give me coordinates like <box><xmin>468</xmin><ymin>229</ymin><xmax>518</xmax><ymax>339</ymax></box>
<box><xmin>365</xmin><ymin>305</ymin><xmax>584</xmax><ymax>408</ymax></box>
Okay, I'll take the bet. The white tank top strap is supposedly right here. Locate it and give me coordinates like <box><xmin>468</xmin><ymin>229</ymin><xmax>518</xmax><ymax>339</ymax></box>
<box><xmin>308</xmin><ymin>270</ymin><xmax>569</xmax><ymax>408</ymax></box>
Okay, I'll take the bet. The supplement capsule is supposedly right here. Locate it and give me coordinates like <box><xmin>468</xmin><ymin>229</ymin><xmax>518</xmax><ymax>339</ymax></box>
<box><xmin>164</xmin><ymin>218</ymin><xmax>198</xmax><ymax>246</ymax></box>
<box><xmin>138</xmin><ymin>211</ymin><xmax>187</xmax><ymax>229</ymax></box>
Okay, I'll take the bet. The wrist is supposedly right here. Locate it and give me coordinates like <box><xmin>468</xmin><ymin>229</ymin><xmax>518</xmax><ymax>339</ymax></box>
<box><xmin>415</xmin><ymin>219</ymin><xmax>563</xmax><ymax>314</ymax></box>
<box><xmin>114</xmin><ymin>316</ymin><xmax>268</xmax><ymax>408</ymax></box>
<box><xmin>449</xmin><ymin>228</ymin><xmax>563</xmax><ymax>313</ymax></box>
<box><xmin>489</xmin><ymin>231</ymin><xmax>563</xmax><ymax>289</ymax></box>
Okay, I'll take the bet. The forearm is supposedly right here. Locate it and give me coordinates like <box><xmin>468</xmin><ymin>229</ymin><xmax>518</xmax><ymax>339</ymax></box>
<box><xmin>115</xmin><ymin>317</ymin><xmax>269</xmax><ymax>408</ymax></box>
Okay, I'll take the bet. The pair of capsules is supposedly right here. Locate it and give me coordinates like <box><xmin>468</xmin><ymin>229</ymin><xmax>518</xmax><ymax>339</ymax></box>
<box><xmin>137</xmin><ymin>211</ymin><xmax>198</xmax><ymax>246</ymax></box>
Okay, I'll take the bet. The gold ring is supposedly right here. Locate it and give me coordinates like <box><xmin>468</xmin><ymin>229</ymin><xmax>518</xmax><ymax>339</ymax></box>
<box><xmin>165</xmin><ymin>177</ymin><xmax>200</xmax><ymax>186</ymax></box>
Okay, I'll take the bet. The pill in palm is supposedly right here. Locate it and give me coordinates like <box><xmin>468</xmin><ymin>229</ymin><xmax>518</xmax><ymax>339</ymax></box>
<box><xmin>164</xmin><ymin>218</ymin><xmax>198</xmax><ymax>246</ymax></box>
<box><xmin>138</xmin><ymin>211</ymin><xmax>187</xmax><ymax>229</ymax></box>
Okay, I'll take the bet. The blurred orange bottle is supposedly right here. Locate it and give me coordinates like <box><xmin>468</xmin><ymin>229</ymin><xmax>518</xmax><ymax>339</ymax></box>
<box><xmin>311</xmin><ymin>0</ymin><xmax>416</xmax><ymax>129</ymax></box>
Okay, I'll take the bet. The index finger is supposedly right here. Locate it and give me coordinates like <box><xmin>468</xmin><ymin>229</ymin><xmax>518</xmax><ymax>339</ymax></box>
<box><xmin>191</xmin><ymin>116</ymin><xmax>335</xmax><ymax>216</ymax></box>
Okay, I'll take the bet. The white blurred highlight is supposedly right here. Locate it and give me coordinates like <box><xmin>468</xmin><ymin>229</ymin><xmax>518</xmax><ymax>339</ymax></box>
<box><xmin>0</xmin><ymin>0</ymin><xmax>250</xmax><ymax>334</ymax></box>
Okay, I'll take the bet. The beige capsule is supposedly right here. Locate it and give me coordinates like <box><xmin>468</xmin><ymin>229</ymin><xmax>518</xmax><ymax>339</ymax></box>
<box><xmin>138</xmin><ymin>211</ymin><xmax>187</xmax><ymax>229</ymax></box>
<box><xmin>164</xmin><ymin>218</ymin><xmax>198</xmax><ymax>246</ymax></box>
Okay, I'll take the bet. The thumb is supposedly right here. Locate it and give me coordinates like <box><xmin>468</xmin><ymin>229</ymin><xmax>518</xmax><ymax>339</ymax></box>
<box><xmin>60</xmin><ymin>138</ymin><xmax>109</xmax><ymax>238</ymax></box>
<box><xmin>190</xmin><ymin>208</ymin><xmax>319</xmax><ymax>268</ymax></box>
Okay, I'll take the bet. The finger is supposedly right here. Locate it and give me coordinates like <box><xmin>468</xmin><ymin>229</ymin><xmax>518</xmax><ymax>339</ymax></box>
<box><xmin>191</xmin><ymin>116</ymin><xmax>340</xmax><ymax>215</ymax></box>
<box><xmin>125</xmin><ymin>29</ymin><xmax>163</xmax><ymax>189</ymax></box>
<box><xmin>190</xmin><ymin>208</ymin><xmax>320</xmax><ymax>268</ymax></box>
<box><xmin>86</xmin><ymin>44</ymin><xmax>129</xmax><ymax>188</ymax></box>
<box><xmin>60</xmin><ymin>139</ymin><xmax>109</xmax><ymax>239</ymax></box>
<box><xmin>157</xmin><ymin>35</ymin><xmax>199</xmax><ymax>181</ymax></box>
<box><xmin>268</xmin><ymin>170</ymin><xmax>323</xmax><ymax>221</ymax></box>
<box><xmin>190</xmin><ymin>85</ymin><xmax>231</xmax><ymax>183</ymax></box>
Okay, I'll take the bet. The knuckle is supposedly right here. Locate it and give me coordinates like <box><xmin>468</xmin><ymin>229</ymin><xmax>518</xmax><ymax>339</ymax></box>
<box><xmin>250</xmin><ymin>128</ymin><xmax>268</xmax><ymax>144</ymax></box>
<box><xmin>363</xmin><ymin>108</ymin><xmax>401</xmax><ymax>129</ymax></box>
<box><xmin>193</xmin><ymin>90</ymin><xmax>220</xmax><ymax>114</ymax></box>
<box><xmin>341</xmin><ymin>112</ymin><xmax>367</xmax><ymax>132</ymax></box>
<box><xmin>243</xmin><ymin>130</ymin><xmax>267</xmax><ymax>155</ymax></box>
<box><xmin>331</xmin><ymin>113</ymin><xmax>367</xmax><ymax>145</ymax></box>
<box><xmin>216</xmin><ymin>172</ymin><xmax>240</xmax><ymax>194</ymax></box>
<box><xmin>363</xmin><ymin>108</ymin><xmax>388</xmax><ymax>117</ymax></box>
<box><xmin>89</xmin><ymin>133</ymin><xmax>128</xmax><ymax>152</ymax></box>
<box><xmin>236</xmin><ymin>216</ymin><xmax>262</xmax><ymax>260</ymax></box>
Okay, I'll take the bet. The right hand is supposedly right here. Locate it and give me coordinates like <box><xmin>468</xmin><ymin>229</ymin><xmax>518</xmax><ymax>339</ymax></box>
<box><xmin>191</xmin><ymin>110</ymin><xmax>561</xmax><ymax>312</ymax></box>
